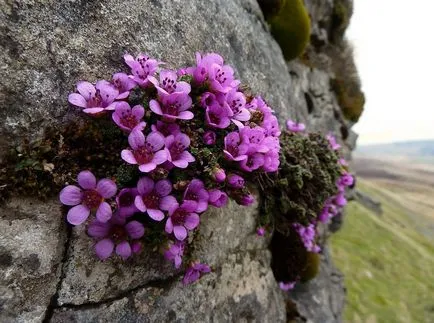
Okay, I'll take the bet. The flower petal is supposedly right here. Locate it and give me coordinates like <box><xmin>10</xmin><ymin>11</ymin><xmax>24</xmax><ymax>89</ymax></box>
<box><xmin>59</xmin><ymin>185</ymin><xmax>82</xmax><ymax>206</ymax></box>
<box><xmin>96</xmin><ymin>179</ymin><xmax>117</xmax><ymax>198</ymax></box>
<box><xmin>173</xmin><ymin>225</ymin><xmax>187</xmax><ymax>241</ymax></box>
<box><xmin>139</xmin><ymin>163</ymin><xmax>157</xmax><ymax>173</ymax></box>
<box><xmin>178</xmin><ymin>111</ymin><xmax>194</xmax><ymax>120</ymax></box>
<box><xmin>149</xmin><ymin>100</ymin><xmax>163</xmax><ymax>115</ymax></box>
<box><xmin>96</xmin><ymin>202</ymin><xmax>112</xmax><ymax>223</ymax></box>
<box><xmin>128</xmin><ymin>129</ymin><xmax>145</xmax><ymax>150</ymax></box>
<box><xmin>134</xmin><ymin>195</ymin><xmax>147</xmax><ymax>212</ymax></box>
<box><xmin>152</xmin><ymin>150</ymin><xmax>168</xmax><ymax>165</ymax></box>
<box><xmin>160</xmin><ymin>195</ymin><xmax>178</xmax><ymax>212</ymax></box>
<box><xmin>87</xmin><ymin>220</ymin><xmax>111</xmax><ymax>238</ymax></box>
<box><xmin>115</xmin><ymin>241</ymin><xmax>132</xmax><ymax>260</ymax></box>
<box><xmin>172</xmin><ymin>159</ymin><xmax>188</xmax><ymax>168</ymax></box>
<box><xmin>147</xmin><ymin>209</ymin><xmax>165</xmax><ymax>221</ymax></box>
<box><xmin>67</xmin><ymin>204</ymin><xmax>90</xmax><ymax>225</ymax></box>
<box><xmin>125</xmin><ymin>221</ymin><xmax>145</xmax><ymax>239</ymax></box>
<box><xmin>68</xmin><ymin>93</ymin><xmax>87</xmax><ymax>108</ymax></box>
<box><xmin>146</xmin><ymin>132</ymin><xmax>165</xmax><ymax>151</ymax></box>
<box><xmin>155</xmin><ymin>179</ymin><xmax>172</xmax><ymax>197</ymax></box>
<box><xmin>184</xmin><ymin>213</ymin><xmax>200</xmax><ymax>230</ymax></box>
<box><xmin>165</xmin><ymin>218</ymin><xmax>174</xmax><ymax>234</ymax></box>
<box><xmin>95</xmin><ymin>238</ymin><xmax>114</xmax><ymax>260</ymax></box>
<box><xmin>121</xmin><ymin>150</ymin><xmax>137</xmax><ymax>164</ymax></box>
<box><xmin>77</xmin><ymin>170</ymin><xmax>96</xmax><ymax>189</ymax></box>
<box><xmin>77</xmin><ymin>81</ymin><xmax>95</xmax><ymax>99</ymax></box>
<box><xmin>132</xmin><ymin>105</ymin><xmax>145</xmax><ymax>119</ymax></box>
<box><xmin>83</xmin><ymin>107</ymin><xmax>105</xmax><ymax>114</ymax></box>
<box><xmin>137</xmin><ymin>177</ymin><xmax>154</xmax><ymax>195</ymax></box>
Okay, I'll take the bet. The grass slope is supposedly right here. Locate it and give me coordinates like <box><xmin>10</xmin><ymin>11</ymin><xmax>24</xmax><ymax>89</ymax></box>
<box><xmin>330</xmin><ymin>180</ymin><xmax>434</xmax><ymax>323</ymax></box>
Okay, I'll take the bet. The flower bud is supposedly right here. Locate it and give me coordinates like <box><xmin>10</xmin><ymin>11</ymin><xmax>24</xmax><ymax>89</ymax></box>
<box><xmin>227</xmin><ymin>174</ymin><xmax>245</xmax><ymax>188</ymax></box>
<box><xmin>256</xmin><ymin>227</ymin><xmax>265</xmax><ymax>236</ymax></box>
<box><xmin>208</xmin><ymin>189</ymin><xmax>228</xmax><ymax>208</ymax></box>
<box><xmin>239</xmin><ymin>194</ymin><xmax>255</xmax><ymax>206</ymax></box>
<box><xmin>203</xmin><ymin>131</ymin><xmax>216</xmax><ymax>145</ymax></box>
<box><xmin>212</xmin><ymin>167</ymin><xmax>226</xmax><ymax>183</ymax></box>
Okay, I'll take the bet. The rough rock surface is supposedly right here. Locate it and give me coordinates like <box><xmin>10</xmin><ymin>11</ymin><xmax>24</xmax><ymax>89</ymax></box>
<box><xmin>1</xmin><ymin>0</ymin><xmax>357</xmax><ymax>322</ymax></box>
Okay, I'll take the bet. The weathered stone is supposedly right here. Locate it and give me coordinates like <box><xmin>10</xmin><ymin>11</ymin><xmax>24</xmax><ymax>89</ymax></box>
<box><xmin>0</xmin><ymin>198</ymin><xmax>66</xmax><ymax>323</ymax></box>
<box><xmin>52</xmin><ymin>250</ymin><xmax>285</xmax><ymax>323</ymax></box>
<box><xmin>289</xmin><ymin>247</ymin><xmax>345</xmax><ymax>323</ymax></box>
<box><xmin>354</xmin><ymin>191</ymin><xmax>383</xmax><ymax>216</ymax></box>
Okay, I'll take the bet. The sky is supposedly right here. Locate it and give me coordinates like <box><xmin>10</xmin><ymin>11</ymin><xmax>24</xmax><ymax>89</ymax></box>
<box><xmin>347</xmin><ymin>0</ymin><xmax>434</xmax><ymax>145</ymax></box>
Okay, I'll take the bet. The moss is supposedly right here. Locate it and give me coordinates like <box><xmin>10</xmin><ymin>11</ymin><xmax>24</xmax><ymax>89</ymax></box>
<box><xmin>261</xmin><ymin>131</ymin><xmax>341</xmax><ymax>282</ymax></box>
<box><xmin>331</xmin><ymin>0</ymin><xmax>353</xmax><ymax>44</ymax></box>
<box><xmin>268</xmin><ymin>0</ymin><xmax>311</xmax><ymax>61</ymax></box>
<box><xmin>0</xmin><ymin>116</ymin><xmax>128</xmax><ymax>204</ymax></box>
<box><xmin>332</xmin><ymin>77</ymin><xmax>365</xmax><ymax>122</ymax></box>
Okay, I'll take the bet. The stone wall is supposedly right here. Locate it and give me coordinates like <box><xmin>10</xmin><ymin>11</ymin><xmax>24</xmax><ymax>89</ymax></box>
<box><xmin>0</xmin><ymin>0</ymin><xmax>357</xmax><ymax>322</ymax></box>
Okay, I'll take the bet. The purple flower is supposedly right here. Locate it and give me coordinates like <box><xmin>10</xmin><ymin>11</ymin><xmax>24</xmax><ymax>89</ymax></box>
<box><xmin>339</xmin><ymin>173</ymin><xmax>354</xmax><ymax>187</ymax></box>
<box><xmin>293</xmin><ymin>223</ymin><xmax>321</xmax><ymax>253</ymax></box>
<box><xmin>262</xmin><ymin>150</ymin><xmax>280</xmax><ymax>172</ymax></box>
<box><xmin>256</xmin><ymin>227</ymin><xmax>265</xmax><ymax>236</ymax></box>
<box><xmin>286</xmin><ymin>119</ymin><xmax>306</xmax><ymax>133</ymax></box>
<box><xmin>68</xmin><ymin>80</ymin><xmax>118</xmax><ymax>115</ymax></box>
<box><xmin>327</xmin><ymin>133</ymin><xmax>341</xmax><ymax>150</ymax></box>
<box><xmin>191</xmin><ymin>52</ymin><xmax>224</xmax><ymax>84</ymax></box>
<box><xmin>183</xmin><ymin>179</ymin><xmax>209</xmax><ymax>213</ymax></box>
<box><xmin>165</xmin><ymin>200</ymin><xmax>200</xmax><ymax>241</ymax></box>
<box><xmin>183</xmin><ymin>262</ymin><xmax>211</xmax><ymax>285</ymax></box>
<box><xmin>164</xmin><ymin>240</ymin><xmax>185</xmax><ymax>269</ymax></box>
<box><xmin>208</xmin><ymin>62</ymin><xmax>239</xmax><ymax>94</ymax></box>
<box><xmin>124</xmin><ymin>53</ymin><xmax>160</xmax><ymax>88</ymax></box>
<box><xmin>60</xmin><ymin>170</ymin><xmax>117</xmax><ymax>225</ymax></box>
<box><xmin>203</xmin><ymin>131</ymin><xmax>216</xmax><ymax>145</ymax></box>
<box><xmin>116</xmin><ymin>188</ymin><xmax>139</xmax><ymax>218</ymax></box>
<box><xmin>205</xmin><ymin>101</ymin><xmax>233</xmax><ymax>129</ymax></box>
<box><xmin>208</xmin><ymin>189</ymin><xmax>228</xmax><ymax>208</ymax></box>
<box><xmin>151</xmin><ymin>120</ymin><xmax>181</xmax><ymax>137</ymax></box>
<box><xmin>134</xmin><ymin>177</ymin><xmax>176</xmax><ymax>221</ymax></box>
<box><xmin>223</xmin><ymin>132</ymin><xmax>249</xmax><ymax>161</ymax></box>
<box><xmin>165</xmin><ymin>133</ymin><xmax>195</xmax><ymax>169</ymax></box>
<box><xmin>279</xmin><ymin>281</ymin><xmax>296</xmax><ymax>291</ymax></box>
<box><xmin>150</xmin><ymin>92</ymin><xmax>193</xmax><ymax>121</ymax></box>
<box><xmin>112</xmin><ymin>72</ymin><xmax>136</xmax><ymax>99</ymax></box>
<box><xmin>121</xmin><ymin>129</ymin><xmax>168</xmax><ymax>173</ymax></box>
<box><xmin>240</xmin><ymin>153</ymin><xmax>265</xmax><ymax>172</ymax></box>
<box><xmin>239</xmin><ymin>194</ymin><xmax>255</xmax><ymax>206</ymax></box>
<box><xmin>338</xmin><ymin>158</ymin><xmax>348</xmax><ymax>167</ymax></box>
<box><xmin>223</xmin><ymin>90</ymin><xmax>250</xmax><ymax>125</ymax></box>
<box><xmin>88</xmin><ymin>215</ymin><xmax>145</xmax><ymax>260</ymax></box>
<box><xmin>262</xmin><ymin>116</ymin><xmax>281</xmax><ymax>137</ymax></box>
<box><xmin>334</xmin><ymin>192</ymin><xmax>347</xmax><ymax>207</ymax></box>
<box><xmin>150</xmin><ymin>69</ymin><xmax>191</xmax><ymax>96</ymax></box>
<box><xmin>227</xmin><ymin>174</ymin><xmax>245</xmax><ymax>188</ymax></box>
<box><xmin>212</xmin><ymin>167</ymin><xmax>226</xmax><ymax>183</ymax></box>
<box><xmin>112</xmin><ymin>102</ymin><xmax>146</xmax><ymax>132</ymax></box>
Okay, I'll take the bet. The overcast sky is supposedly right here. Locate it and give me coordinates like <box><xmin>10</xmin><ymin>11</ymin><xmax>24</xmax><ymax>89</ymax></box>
<box><xmin>347</xmin><ymin>0</ymin><xmax>434</xmax><ymax>145</ymax></box>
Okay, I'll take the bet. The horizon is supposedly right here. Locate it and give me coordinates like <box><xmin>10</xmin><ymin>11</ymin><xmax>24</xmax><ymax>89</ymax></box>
<box><xmin>347</xmin><ymin>0</ymin><xmax>434</xmax><ymax>145</ymax></box>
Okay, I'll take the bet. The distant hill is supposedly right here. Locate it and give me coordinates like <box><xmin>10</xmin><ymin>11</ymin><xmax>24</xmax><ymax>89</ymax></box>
<box><xmin>355</xmin><ymin>140</ymin><xmax>434</xmax><ymax>160</ymax></box>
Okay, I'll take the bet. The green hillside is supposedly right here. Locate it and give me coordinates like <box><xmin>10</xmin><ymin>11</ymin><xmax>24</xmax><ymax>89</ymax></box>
<box><xmin>330</xmin><ymin>181</ymin><xmax>434</xmax><ymax>323</ymax></box>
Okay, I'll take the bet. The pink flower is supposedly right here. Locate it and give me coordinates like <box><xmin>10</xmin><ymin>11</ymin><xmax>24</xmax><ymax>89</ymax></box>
<box><xmin>183</xmin><ymin>179</ymin><xmax>209</xmax><ymax>213</ymax></box>
<box><xmin>112</xmin><ymin>102</ymin><xmax>146</xmax><ymax>132</ymax></box>
<box><xmin>165</xmin><ymin>133</ymin><xmax>195</xmax><ymax>169</ymax></box>
<box><xmin>165</xmin><ymin>200</ymin><xmax>200</xmax><ymax>241</ymax></box>
<box><xmin>256</xmin><ymin>227</ymin><xmax>265</xmax><ymax>236</ymax></box>
<box><xmin>134</xmin><ymin>177</ymin><xmax>177</xmax><ymax>221</ymax></box>
<box><xmin>327</xmin><ymin>133</ymin><xmax>341</xmax><ymax>150</ymax></box>
<box><xmin>164</xmin><ymin>240</ymin><xmax>185</xmax><ymax>269</ymax></box>
<box><xmin>279</xmin><ymin>281</ymin><xmax>296</xmax><ymax>291</ymax></box>
<box><xmin>68</xmin><ymin>80</ymin><xmax>118</xmax><ymax>115</ymax></box>
<box><xmin>286</xmin><ymin>119</ymin><xmax>306</xmax><ymax>133</ymax></box>
<box><xmin>124</xmin><ymin>53</ymin><xmax>161</xmax><ymax>88</ymax></box>
<box><xmin>149</xmin><ymin>69</ymin><xmax>191</xmax><ymax>96</ymax></box>
<box><xmin>88</xmin><ymin>214</ymin><xmax>144</xmax><ymax>260</ymax></box>
<box><xmin>211</xmin><ymin>167</ymin><xmax>226</xmax><ymax>183</ymax></box>
<box><xmin>121</xmin><ymin>129</ymin><xmax>168</xmax><ymax>173</ymax></box>
<box><xmin>116</xmin><ymin>188</ymin><xmax>139</xmax><ymax>218</ymax></box>
<box><xmin>183</xmin><ymin>262</ymin><xmax>211</xmax><ymax>285</ymax></box>
<box><xmin>150</xmin><ymin>92</ymin><xmax>193</xmax><ymax>121</ymax></box>
<box><xmin>59</xmin><ymin>170</ymin><xmax>117</xmax><ymax>225</ymax></box>
<box><xmin>112</xmin><ymin>72</ymin><xmax>136</xmax><ymax>99</ymax></box>
<box><xmin>203</xmin><ymin>131</ymin><xmax>216</xmax><ymax>145</ymax></box>
<box><xmin>227</xmin><ymin>174</ymin><xmax>245</xmax><ymax>188</ymax></box>
<box><xmin>208</xmin><ymin>189</ymin><xmax>228</xmax><ymax>208</ymax></box>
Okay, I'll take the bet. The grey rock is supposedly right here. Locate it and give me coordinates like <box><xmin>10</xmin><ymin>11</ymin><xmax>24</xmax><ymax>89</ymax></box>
<box><xmin>289</xmin><ymin>247</ymin><xmax>345</xmax><ymax>323</ymax></box>
<box><xmin>52</xmin><ymin>250</ymin><xmax>285</xmax><ymax>323</ymax></box>
<box><xmin>354</xmin><ymin>190</ymin><xmax>383</xmax><ymax>216</ymax></box>
<box><xmin>0</xmin><ymin>198</ymin><xmax>66</xmax><ymax>323</ymax></box>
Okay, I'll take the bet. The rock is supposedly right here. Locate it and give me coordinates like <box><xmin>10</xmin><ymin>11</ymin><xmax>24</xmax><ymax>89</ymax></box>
<box><xmin>289</xmin><ymin>247</ymin><xmax>345</xmax><ymax>323</ymax></box>
<box><xmin>0</xmin><ymin>198</ymin><xmax>66</xmax><ymax>323</ymax></box>
<box><xmin>52</xmin><ymin>250</ymin><xmax>285</xmax><ymax>323</ymax></box>
<box><xmin>354</xmin><ymin>191</ymin><xmax>383</xmax><ymax>216</ymax></box>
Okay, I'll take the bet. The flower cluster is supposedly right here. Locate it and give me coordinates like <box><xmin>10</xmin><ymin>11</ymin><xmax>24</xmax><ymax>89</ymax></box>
<box><xmin>61</xmin><ymin>52</ymin><xmax>282</xmax><ymax>285</ymax></box>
